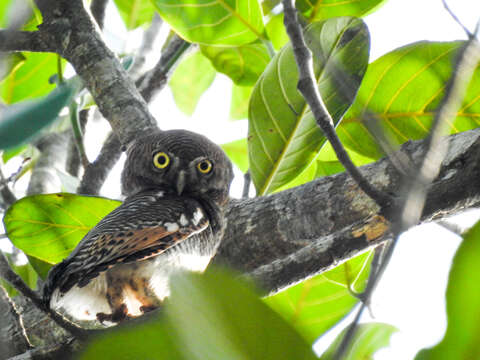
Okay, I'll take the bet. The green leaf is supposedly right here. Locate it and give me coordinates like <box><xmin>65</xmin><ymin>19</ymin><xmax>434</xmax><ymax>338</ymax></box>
<box><xmin>265</xmin><ymin>13</ymin><xmax>289</xmax><ymax>50</ymax></box>
<box><xmin>1</xmin><ymin>52</ymin><xmax>65</xmax><ymax>104</ymax></box>
<box><xmin>248</xmin><ymin>17</ymin><xmax>370</xmax><ymax>194</ymax></box>
<box><xmin>415</xmin><ymin>221</ymin><xmax>480</xmax><ymax>360</ymax></box>
<box><xmin>297</xmin><ymin>0</ymin><xmax>388</xmax><ymax>22</ymax></box>
<box><xmin>82</xmin><ymin>270</ymin><xmax>318</xmax><ymax>360</ymax></box>
<box><xmin>3</xmin><ymin>193</ymin><xmax>121</xmax><ymax>264</ymax></box>
<box><xmin>113</xmin><ymin>0</ymin><xmax>156</xmax><ymax>29</ymax></box>
<box><xmin>221</xmin><ymin>138</ymin><xmax>249</xmax><ymax>172</ymax></box>
<box><xmin>201</xmin><ymin>41</ymin><xmax>270</xmax><ymax>86</ymax></box>
<box><xmin>0</xmin><ymin>84</ymin><xmax>76</xmax><ymax>150</ymax></box>
<box><xmin>0</xmin><ymin>254</ymin><xmax>38</xmax><ymax>297</ymax></box>
<box><xmin>169</xmin><ymin>51</ymin><xmax>216</xmax><ymax>115</ymax></box>
<box><xmin>339</xmin><ymin>41</ymin><xmax>480</xmax><ymax>159</ymax></box>
<box><xmin>28</xmin><ymin>255</ymin><xmax>52</xmax><ymax>279</ymax></box>
<box><xmin>315</xmin><ymin>160</ymin><xmax>345</xmax><ymax>177</ymax></box>
<box><xmin>265</xmin><ymin>250</ymin><xmax>373</xmax><ymax>343</ymax></box>
<box><xmin>152</xmin><ymin>0</ymin><xmax>265</xmax><ymax>46</ymax></box>
<box><xmin>273</xmin><ymin>160</ymin><xmax>318</xmax><ymax>192</ymax></box>
<box><xmin>321</xmin><ymin>322</ymin><xmax>397</xmax><ymax>360</ymax></box>
<box><xmin>230</xmin><ymin>84</ymin><xmax>252</xmax><ymax>120</ymax></box>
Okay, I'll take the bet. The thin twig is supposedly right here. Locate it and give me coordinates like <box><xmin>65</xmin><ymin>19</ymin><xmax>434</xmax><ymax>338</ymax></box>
<box><xmin>90</xmin><ymin>0</ymin><xmax>108</xmax><ymax>30</ymax></box>
<box><xmin>77</xmin><ymin>132</ymin><xmax>122</xmax><ymax>195</ymax></box>
<box><xmin>129</xmin><ymin>13</ymin><xmax>163</xmax><ymax>79</ymax></box>
<box><xmin>442</xmin><ymin>0</ymin><xmax>473</xmax><ymax>38</ymax></box>
<box><xmin>333</xmin><ymin>27</ymin><xmax>480</xmax><ymax>360</ymax></box>
<box><xmin>242</xmin><ymin>171</ymin><xmax>251</xmax><ymax>198</ymax></box>
<box><xmin>136</xmin><ymin>34</ymin><xmax>192</xmax><ymax>102</ymax></box>
<box><xmin>281</xmin><ymin>0</ymin><xmax>392</xmax><ymax>209</ymax></box>
<box><xmin>0</xmin><ymin>163</ymin><xmax>17</xmax><ymax>209</ymax></box>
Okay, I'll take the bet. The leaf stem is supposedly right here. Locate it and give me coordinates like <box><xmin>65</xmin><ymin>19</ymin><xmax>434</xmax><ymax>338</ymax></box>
<box><xmin>69</xmin><ymin>101</ymin><xmax>89</xmax><ymax>169</ymax></box>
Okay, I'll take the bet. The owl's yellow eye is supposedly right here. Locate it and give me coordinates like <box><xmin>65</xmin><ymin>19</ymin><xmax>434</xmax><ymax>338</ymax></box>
<box><xmin>197</xmin><ymin>159</ymin><xmax>213</xmax><ymax>174</ymax></box>
<box><xmin>153</xmin><ymin>152</ymin><xmax>170</xmax><ymax>169</ymax></box>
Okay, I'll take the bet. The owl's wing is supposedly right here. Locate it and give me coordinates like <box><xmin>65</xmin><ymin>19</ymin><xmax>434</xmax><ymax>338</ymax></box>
<box><xmin>44</xmin><ymin>191</ymin><xmax>209</xmax><ymax>298</ymax></box>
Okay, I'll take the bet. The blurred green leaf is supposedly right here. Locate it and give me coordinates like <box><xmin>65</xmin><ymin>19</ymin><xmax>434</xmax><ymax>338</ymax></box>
<box><xmin>230</xmin><ymin>84</ymin><xmax>252</xmax><ymax>120</ymax></box>
<box><xmin>339</xmin><ymin>41</ymin><xmax>480</xmax><ymax>159</ymax></box>
<box><xmin>248</xmin><ymin>17</ymin><xmax>369</xmax><ymax>194</ymax></box>
<box><xmin>113</xmin><ymin>0</ymin><xmax>155</xmax><ymax>29</ymax></box>
<box><xmin>265</xmin><ymin>13</ymin><xmax>289</xmax><ymax>50</ymax></box>
<box><xmin>152</xmin><ymin>0</ymin><xmax>264</xmax><ymax>46</ymax></box>
<box><xmin>297</xmin><ymin>0</ymin><xmax>388</xmax><ymax>21</ymax></box>
<box><xmin>1</xmin><ymin>52</ymin><xmax>65</xmax><ymax>104</ymax></box>
<box><xmin>221</xmin><ymin>138</ymin><xmax>249</xmax><ymax>172</ymax></box>
<box><xmin>265</xmin><ymin>250</ymin><xmax>372</xmax><ymax>343</ymax></box>
<box><xmin>321</xmin><ymin>322</ymin><xmax>397</xmax><ymax>359</ymax></box>
<box><xmin>2</xmin><ymin>144</ymin><xmax>27</xmax><ymax>163</ymax></box>
<box><xmin>0</xmin><ymin>0</ymin><xmax>10</xmax><ymax>27</ymax></box>
<box><xmin>0</xmin><ymin>83</ymin><xmax>76</xmax><ymax>150</ymax></box>
<box><xmin>169</xmin><ymin>51</ymin><xmax>216</xmax><ymax>115</ymax></box>
<box><xmin>201</xmin><ymin>41</ymin><xmax>270</xmax><ymax>86</ymax></box>
<box><xmin>415</xmin><ymin>221</ymin><xmax>480</xmax><ymax>360</ymax></box>
<box><xmin>168</xmin><ymin>270</ymin><xmax>318</xmax><ymax>359</ymax></box>
<box><xmin>3</xmin><ymin>193</ymin><xmax>121</xmax><ymax>264</ymax></box>
<box><xmin>82</xmin><ymin>270</ymin><xmax>317</xmax><ymax>359</ymax></box>
<box><xmin>0</xmin><ymin>253</ymin><xmax>38</xmax><ymax>297</ymax></box>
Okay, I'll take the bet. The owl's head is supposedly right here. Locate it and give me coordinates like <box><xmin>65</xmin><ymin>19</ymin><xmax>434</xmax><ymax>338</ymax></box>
<box><xmin>121</xmin><ymin>130</ymin><xmax>234</xmax><ymax>206</ymax></box>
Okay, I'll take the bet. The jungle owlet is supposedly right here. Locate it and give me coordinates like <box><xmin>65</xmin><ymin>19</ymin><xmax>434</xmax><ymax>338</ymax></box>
<box><xmin>42</xmin><ymin>130</ymin><xmax>233</xmax><ymax>325</ymax></box>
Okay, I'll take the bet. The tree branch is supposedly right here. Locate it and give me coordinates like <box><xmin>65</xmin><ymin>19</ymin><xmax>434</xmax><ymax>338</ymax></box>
<box><xmin>34</xmin><ymin>0</ymin><xmax>157</xmax><ymax>145</ymax></box>
<box><xmin>136</xmin><ymin>34</ymin><xmax>191</xmax><ymax>103</ymax></box>
<box><xmin>77</xmin><ymin>132</ymin><xmax>122</xmax><ymax>195</ymax></box>
<box><xmin>215</xmin><ymin>127</ymin><xmax>480</xmax><ymax>294</ymax></box>
<box><xmin>89</xmin><ymin>0</ymin><xmax>108</xmax><ymax>30</ymax></box>
<box><xmin>0</xmin><ymin>286</ymin><xmax>32</xmax><ymax>358</ymax></box>
<box><xmin>0</xmin><ymin>30</ymin><xmax>56</xmax><ymax>53</ymax></box>
<box><xmin>26</xmin><ymin>133</ymin><xmax>68</xmax><ymax>195</ymax></box>
<box><xmin>281</xmin><ymin>0</ymin><xmax>392</xmax><ymax>209</ymax></box>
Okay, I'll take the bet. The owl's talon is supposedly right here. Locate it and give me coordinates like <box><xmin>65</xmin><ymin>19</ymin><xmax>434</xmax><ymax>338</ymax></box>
<box><xmin>140</xmin><ymin>305</ymin><xmax>157</xmax><ymax>314</ymax></box>
<box><xmin>96</xmin><ymin>303</ymin><xmax>129</xmax><ymax>323</ymax></box>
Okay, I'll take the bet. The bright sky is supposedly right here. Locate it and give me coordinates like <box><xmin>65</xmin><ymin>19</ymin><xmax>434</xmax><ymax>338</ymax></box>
<box><xmin>3</xmin><ymin>0</ymin><xmax>480</xmax><ymax>358</ymax></box>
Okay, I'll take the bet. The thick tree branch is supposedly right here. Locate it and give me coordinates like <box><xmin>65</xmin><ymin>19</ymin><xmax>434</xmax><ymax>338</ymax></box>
<box><xmin>0</xmin><ymin>30</ymin><xmax>56</xmax><ymax>53</ymax></box>
<box><xmin>215</xmin><ymin>128</ymin><xmax>480</xmax><ymax>294</ymax></box>
<box><xmin>281</xmin><ymin>0</ymin><xmax>392</xmax><ymax>209</ymax></box>
<box><xmin>34</xmin><ymin>0</ymin><xmax>157</xmax><ymax>145</ymax></box>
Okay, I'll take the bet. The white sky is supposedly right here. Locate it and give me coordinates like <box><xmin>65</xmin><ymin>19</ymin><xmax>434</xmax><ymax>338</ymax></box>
<box><xmin>3</xmin><ymin>0</ymin><xmax>480</xmax><ymax>358</ymax></box>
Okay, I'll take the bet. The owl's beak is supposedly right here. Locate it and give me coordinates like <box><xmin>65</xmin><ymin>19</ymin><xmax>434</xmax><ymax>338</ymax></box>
<box><xmin>176</xmin><ymin>170</ymin><xmax>186</xmax><ymax>195</ymax></box>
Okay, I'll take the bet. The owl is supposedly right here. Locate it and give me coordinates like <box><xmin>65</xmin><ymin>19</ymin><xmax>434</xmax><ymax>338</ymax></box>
<box><xmin>42</xmin><ymin>129</ymin><xmax>234</xmax><ymax>326</ymax></box>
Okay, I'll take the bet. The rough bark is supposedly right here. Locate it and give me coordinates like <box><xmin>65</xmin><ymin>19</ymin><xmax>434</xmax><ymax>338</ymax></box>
<box><xmin>215</xmin><ymin>128</ymin><xmax>480</xmax><ymax>294</ymax></box>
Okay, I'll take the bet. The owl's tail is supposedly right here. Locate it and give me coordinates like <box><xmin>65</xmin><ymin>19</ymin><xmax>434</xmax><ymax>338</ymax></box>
<box><xmin>42</xmin><ymin>260</ymin><xmax>69</xmax><ymax>309</ymax></box>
